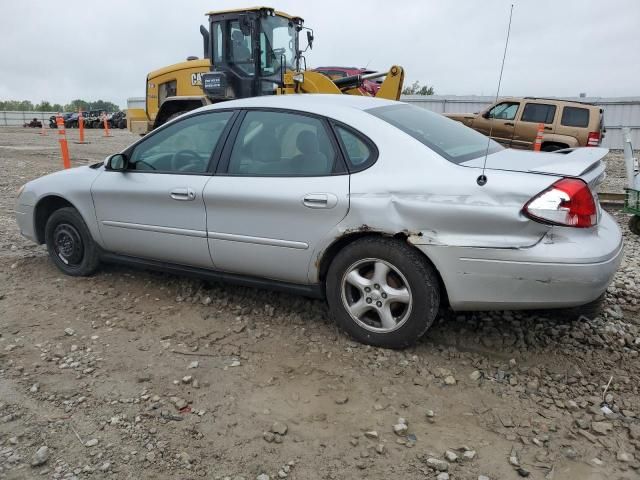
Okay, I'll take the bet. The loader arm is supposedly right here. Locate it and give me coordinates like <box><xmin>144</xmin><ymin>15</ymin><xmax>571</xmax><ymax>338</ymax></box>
<box><xmin>374</xmin><ymin>65</ymin><xmax>404</xmax><ymax>100</ymax></box>
<box><xmin>278</xmin><ymin>65</ymin><xmax>404</xmax><ymax>100</ymax></box>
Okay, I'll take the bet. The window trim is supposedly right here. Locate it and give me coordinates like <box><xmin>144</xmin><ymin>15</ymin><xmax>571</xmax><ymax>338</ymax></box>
<box><xmin>216</xmin><ymin>107</ymin><xmax>350</xmax><ymax>178</ymax></box>
<box><xmin>329</xmin><ymin>120</ymin><xmax>379</xmax><ymax>173</ymax></box>
<box><xmin>117</xmin><ymin>109</ymin><xmax>240</xmax><ymax>176</ymax></box>
<box><xmin>520</xmin><ymin>102</ymin><xmax>557</xmax><ymax>125</ymax></box>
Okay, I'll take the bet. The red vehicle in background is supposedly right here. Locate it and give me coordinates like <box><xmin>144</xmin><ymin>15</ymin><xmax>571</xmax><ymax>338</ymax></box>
<box><xmin>313</xmin><ymin>66</ymin><xmax>381</xmax><ymax>96</ymax></box>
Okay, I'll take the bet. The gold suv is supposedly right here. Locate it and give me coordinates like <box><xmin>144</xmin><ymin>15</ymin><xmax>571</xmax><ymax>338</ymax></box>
<box><xmin>445</xmin><ymin>97</ymin><xmax>604</xmax><ymax>151</ymax></box>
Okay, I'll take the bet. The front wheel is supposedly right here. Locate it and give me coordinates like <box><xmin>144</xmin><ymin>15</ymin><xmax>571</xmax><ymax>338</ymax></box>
<box><xmin>326</xmin><ymin>237</ymin><xmax>440</xmax><ymax>348</ymax></box>
<box><xmin>44</xmin><ymin>207</ymin><xmax>100</xmax><ymax>276</ymax></box>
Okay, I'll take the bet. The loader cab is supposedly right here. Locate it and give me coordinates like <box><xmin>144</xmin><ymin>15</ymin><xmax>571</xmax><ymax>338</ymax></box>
<box><xmin>202</xmin><ymin>7</ymin><xmax>306</xmax><ymax>100</ymax></box>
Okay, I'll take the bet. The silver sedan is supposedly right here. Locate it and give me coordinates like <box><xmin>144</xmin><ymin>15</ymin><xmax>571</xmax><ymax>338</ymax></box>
<box><xmin>15</xmin><ymin>95</ymin><xmax>623</xmax><ymax>348</ymax></box>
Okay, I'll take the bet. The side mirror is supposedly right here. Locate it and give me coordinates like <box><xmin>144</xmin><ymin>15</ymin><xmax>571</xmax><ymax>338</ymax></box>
<box><xmin>482</xmin><ymin>111</ymin><xmax>491</xmax><ymax>119</ymax></box>
<box><xmin>106</xmin><ymin>153</ymin><xmax>127</xmax><ymax>171</ymax></box>
<box><xmin>306</xmin><ymin>30</ymin><xmax>314</xmax><ymax>50</ymax></box>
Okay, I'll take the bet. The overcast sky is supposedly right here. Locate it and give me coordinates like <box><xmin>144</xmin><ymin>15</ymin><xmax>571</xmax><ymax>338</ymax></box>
<box><xmin>1</xmin><ymin>0</ymin><xmax>638</xmax><ymax>108</ymax></box>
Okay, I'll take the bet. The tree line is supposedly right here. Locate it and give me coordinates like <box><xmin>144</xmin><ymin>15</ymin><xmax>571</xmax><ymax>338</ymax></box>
<box><xmin>0</xmin><ymin>99</ymin><xmax>120</xmax><ymax>113</ymax></box>
<box><xmin>402</xmin><ymin>81</ymin><xmax>435</xmax><ymax>96</ymax></box>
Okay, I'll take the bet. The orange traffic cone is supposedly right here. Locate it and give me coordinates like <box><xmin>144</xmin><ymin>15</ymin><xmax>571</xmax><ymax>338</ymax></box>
<box><xmin>533</xmin><ymin>123</ymin><xmax>544</xmax><ymax>152</ymax></box>
<box><xmin>102</xmin><ymin>112</ymin><xmax>112</xmax><ymax>137</ymax></box>
<box><xmin>55</xmin><ymin>114</ymin><xmax>71</xmax><ymax>169</ymax></box>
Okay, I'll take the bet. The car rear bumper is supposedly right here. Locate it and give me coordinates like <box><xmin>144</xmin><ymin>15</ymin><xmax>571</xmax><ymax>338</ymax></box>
<box><xmin>416</xmin><ymin>211</ymin><xmax>623</xmax><ymax>311</ymax></box>
<box><xmin>15</xmin><ymin>204</ymin><xmax>36</xmax><ymax>242</ymax></box>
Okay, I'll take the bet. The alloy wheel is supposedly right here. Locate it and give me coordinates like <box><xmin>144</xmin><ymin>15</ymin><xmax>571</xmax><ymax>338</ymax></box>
<box><xmin>340</xmin><ymin>258</ymin><xmax>413</xmax><ymax>333</ymax></box>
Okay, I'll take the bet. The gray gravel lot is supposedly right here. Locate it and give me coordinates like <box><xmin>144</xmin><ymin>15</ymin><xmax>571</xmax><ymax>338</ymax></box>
<box><xmin>0</xmin><ymin>127</ymin><xmax>639</xmax><ymax>480</ymax></box>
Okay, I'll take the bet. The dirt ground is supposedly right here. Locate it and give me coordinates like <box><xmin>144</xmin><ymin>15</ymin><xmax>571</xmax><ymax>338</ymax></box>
<box><xmin>1</xmin><ymin>127</ymin><xmax>639</xmax><ymax>480</ymax></box>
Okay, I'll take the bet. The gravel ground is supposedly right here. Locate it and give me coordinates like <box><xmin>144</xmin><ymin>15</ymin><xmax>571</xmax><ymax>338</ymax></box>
<box><xmin>601</xmin><ymin>150</ymin><xmax>635</xmax><ymax>195</ymax></box>
<box><xmin>0</xmin><ymin>127</ymin><xmax>639</xmax><ymax>480</ymax></box>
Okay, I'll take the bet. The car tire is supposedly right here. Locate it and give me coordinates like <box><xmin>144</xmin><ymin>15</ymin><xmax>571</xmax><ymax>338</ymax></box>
<box><xmin>44</xmin><ymin>207</ymin><xmax>100</xmax><ymax>276</ymax></box>
<box><xmin>326</xmin><ymin>237</ymin><xmax>440</xmax><ymax>348</ymax></box>
<box><xmin>629</xmin><ymin>215</ymin><xmax>640</xmax><ymax>235</ymax></box>
<box><xmin>541</xmin><ymin>144</ymin><xmax>564</xmax><ymax>152</ymax></box>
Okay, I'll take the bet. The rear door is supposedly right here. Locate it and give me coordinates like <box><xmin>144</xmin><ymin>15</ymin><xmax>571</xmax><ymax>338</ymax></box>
<box><xmin>557</xmin><ymin>105</ymin><xmax>594</xmax><ymax>147</ymax></box>
<box><xmin>473</xmin><ymin>101</ymin><xmax>520</xmax><ymax>147</ymax></box>
<box><xmin>91</xmin><ymin>111</ymin><xmax>235</xmax><ymax>268</ymax></box>
<box><xmin>203</xmin><ymin>109</ymin><xmax>350</xmax><ymax>284</ymax></box>
<box><xmin>512</xmin><ymin>102</ymin><xmax>557</xmax><ymax>149</ymax></box>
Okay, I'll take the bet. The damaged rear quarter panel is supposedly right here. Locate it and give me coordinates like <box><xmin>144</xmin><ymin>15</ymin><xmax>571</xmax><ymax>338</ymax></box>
<box><xmin>308</xmin><ymin>112</ymin><xmax>557</xmax><ymax>283</ymax></box>
<box><xmin>341</xmin><ymin>132</ymin><xmax>555</xmax><ymax>248</ymax></box>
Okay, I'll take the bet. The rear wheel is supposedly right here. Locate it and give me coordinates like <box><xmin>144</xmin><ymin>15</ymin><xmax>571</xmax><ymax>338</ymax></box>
<box><xmin>542</xmin><ymin>143</ymin><xmax>565</xmax><ymax>152</ymax></box>
<box><xmin>166</xmin><ymin>111</ymin><xmax>188</xmax><ymax>124</ymax></box>
<box><xmin>326</xmin><ymin>237</ymin><xmax>440</xmax><ymax>348</ymax></box>
<box><xmin>44</xmin><ymin>207</ymin><xmax>100</xmax><ymax>276</ymax></box>
<box><xmin>629</xmin><ymin>215</ymin><xmax>640</xmax><ymax>235</ymax></box>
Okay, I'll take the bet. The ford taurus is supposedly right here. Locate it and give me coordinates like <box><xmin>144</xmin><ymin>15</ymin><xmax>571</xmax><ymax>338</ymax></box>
<box><xmin>15</xmin><ymin>95</ymin><xmax>623</xmax><ymax>348</ymax></box>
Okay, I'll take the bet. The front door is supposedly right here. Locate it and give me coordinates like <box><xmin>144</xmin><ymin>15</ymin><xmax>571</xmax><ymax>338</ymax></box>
<box><xmin>474</xmin><ymin>101</ymin><xmax>520</xmax><ymax>147</ymax></box>
<box><xmin>511</xmin><ymin>102</ymin><xmax>557</xmax><ymax>149</ymax></box>
<box><xmin>203</xmin><ymin>109</ymin><xmax>350</xmax><ymax>284</ymax></box>
<box><xmin>91</xmin><ymin>111</ymin><xmax>234</xmax><ymax>268</ymax></box>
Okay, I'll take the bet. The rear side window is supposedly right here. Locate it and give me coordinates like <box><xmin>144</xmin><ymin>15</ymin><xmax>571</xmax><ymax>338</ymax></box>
<box><xmin>521</xmin><ymin>103</ymin><xmax>556</xmax><ymax>124</ymax></box>
<box><xmin>227</xmin><ymin>110</ymin><xmax>339</xmax><ymax>176</ymax></box>
<box><xmin>561</xmin><ymin>107</ymin><xmax>590</xmax><ymax>127</ymax></box>
<box><xmin>335</xmin><ymin>126</ymin><xmax>376</xmax><ymax>171</ymax></box>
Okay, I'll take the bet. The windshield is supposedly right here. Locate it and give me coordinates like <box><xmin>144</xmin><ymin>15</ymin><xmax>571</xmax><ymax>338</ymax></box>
<box><xmin>368</xmin><ymin>104</ymin><xmax>503</xmax><ymax>164</ymax></box>
<box><xmin>259</xmin><ymin>15</ymin><xmax>295</xmax><ymax>75</ymax></box>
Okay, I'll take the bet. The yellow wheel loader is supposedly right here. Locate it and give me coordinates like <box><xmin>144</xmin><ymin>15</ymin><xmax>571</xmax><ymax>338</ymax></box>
<box><xmin>128</xmin><ymin>7</ymin><xmax>404</xmax><ymax>134</ymax></box>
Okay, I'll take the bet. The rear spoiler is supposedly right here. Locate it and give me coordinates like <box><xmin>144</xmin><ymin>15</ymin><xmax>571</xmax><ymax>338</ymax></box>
<box><xmin>534</xmin><ymin>147</ymin><xmax>607</xmax><ymax>188</ymax></box>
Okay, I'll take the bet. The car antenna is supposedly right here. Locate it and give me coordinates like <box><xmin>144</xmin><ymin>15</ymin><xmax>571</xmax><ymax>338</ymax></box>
<box><xmin>477</xmin><ymin>3</ymin><xmax>514</xmax><ymax>187</ymax></box>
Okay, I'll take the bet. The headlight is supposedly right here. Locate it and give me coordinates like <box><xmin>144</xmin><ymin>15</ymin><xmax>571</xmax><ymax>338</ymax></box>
<box><xmin>17</xmin><ymin>184</ymin><xmax>26</xmax><ymax>197</ymax></box>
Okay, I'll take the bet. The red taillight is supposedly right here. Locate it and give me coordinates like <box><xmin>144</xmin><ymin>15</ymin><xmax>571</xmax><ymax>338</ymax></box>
<box><xmin>523</xmin><ymin>178</ymin><xmax>597</xmax><ymax>228</ymax></box>
<box><xmin>587</xmin><ymin>131</ymin><xmax>600</xmax><ymax>146</ymax></box>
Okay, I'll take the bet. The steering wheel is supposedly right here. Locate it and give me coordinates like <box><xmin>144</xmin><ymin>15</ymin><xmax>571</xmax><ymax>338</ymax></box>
<box><xmin>171</xmin><ymin>149</ymin><xmax>204</xmax><ymax>172</ymax></box>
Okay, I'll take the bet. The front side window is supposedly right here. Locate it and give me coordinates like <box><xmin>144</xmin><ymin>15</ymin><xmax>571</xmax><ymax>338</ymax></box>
<box><xmin>521</xmin><ymin>103</ymin><xmax>556</xmax><ymax>124</ymax></box>
<box><xmin>561</xmin><ymin>106</ymin><xmax>590</xmax><ymax>128</ymax></box>
<box><xmin>487</xmin><ymin>102</ymin><xmax>519</xmax><ymax>120</ymax></box>
<box><xmin>368</xmin><ymin>104</ymin><xmax>503</xmax><ymax>164</ymax></box>
<box><xmin>227</xmin><ymin>110</ymin><xmax>338</xmax><ymax>176</ymax></box>
<box><xmin>129</xmin><ymin>111</ymin><xmax>233</xmax><ymax>173</ymax></box>
<box><xmin>259</xmin><ymin>15</ymin><xmax>295</xmax><ymax>75</ymax></box>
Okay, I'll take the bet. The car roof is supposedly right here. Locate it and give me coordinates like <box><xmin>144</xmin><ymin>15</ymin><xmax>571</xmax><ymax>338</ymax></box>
<box><xmin>201</xmin><ymin>94</ymin><xmax>399</xmax><ymax>117</ymax></box>
<box><xmin>502</xmin><ymin>96</ymin><xmax>598</xmax><ymax>108</ymax></box>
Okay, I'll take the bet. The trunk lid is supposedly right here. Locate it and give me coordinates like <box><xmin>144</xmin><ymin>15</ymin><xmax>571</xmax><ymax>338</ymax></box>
<box><xmin>461</xmin><ymin>147</ymin><xmax>607</xmax><ymax>188</ymax></box>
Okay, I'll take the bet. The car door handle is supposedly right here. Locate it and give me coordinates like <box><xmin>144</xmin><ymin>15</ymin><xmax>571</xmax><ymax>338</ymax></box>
<box><xmin>504</xmin><ymin>122</ymin><xmax>515</xmax><ymax>126</ymax></box>
<box><xmin>303</xmin><ymin>193</ymin><xmax>338</xmax><ymax>209</ymax></box>
<box><xmin>170</xmin><ymin>187</ymin><xmax>196</xmax><ymax>201</ymax></box>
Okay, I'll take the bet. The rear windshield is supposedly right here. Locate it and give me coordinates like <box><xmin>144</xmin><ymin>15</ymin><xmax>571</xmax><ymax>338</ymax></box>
<box><xmin>367</xmin><ymin>104</ymin><xmax>503</xmax><ymax>164</ymax></box>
